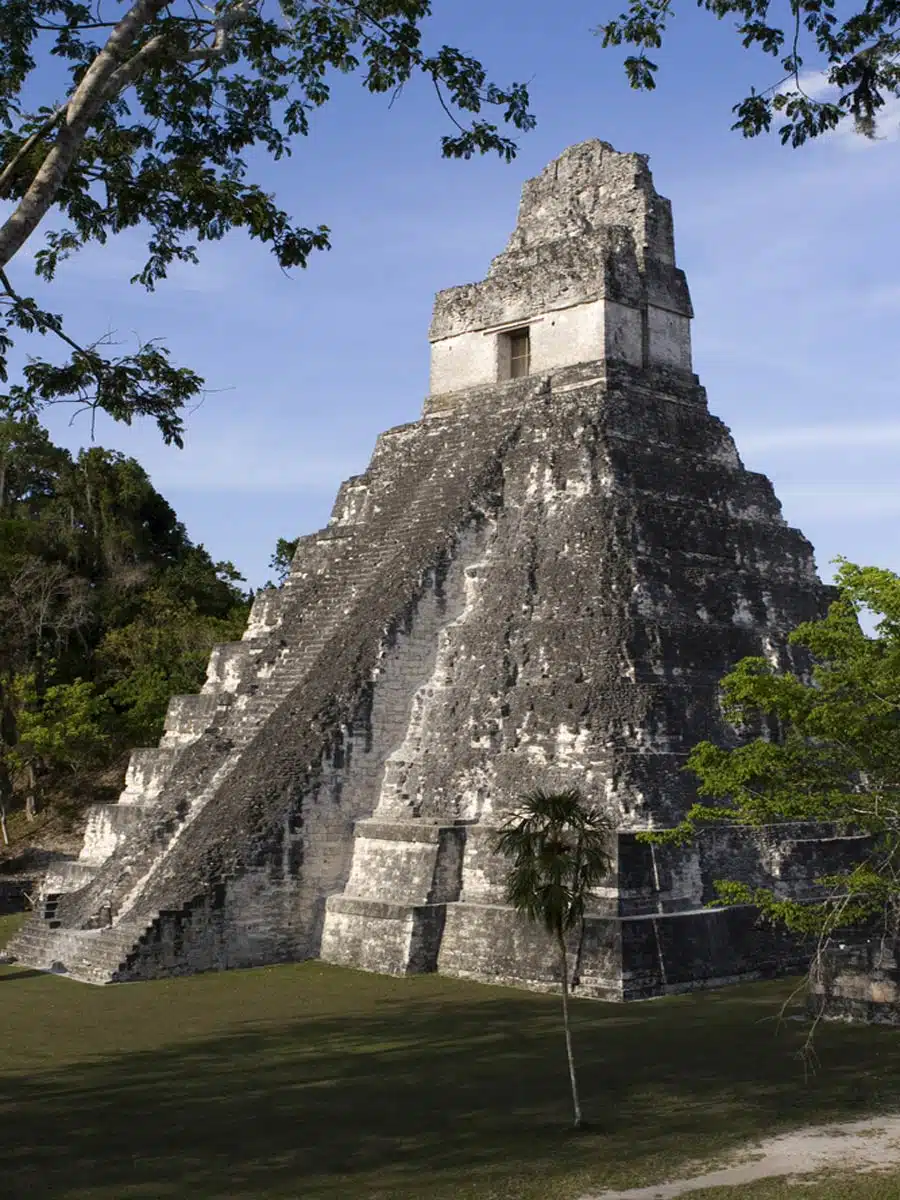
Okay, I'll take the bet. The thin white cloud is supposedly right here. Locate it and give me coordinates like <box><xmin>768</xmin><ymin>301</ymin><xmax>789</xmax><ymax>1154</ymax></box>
<box><xmin>867</xmin><ymin>283</ymin><xmax>900</xmax><ymax>308</ymax></box>
<box><xmin>42</xmin><ymin>398</ymin><xmax>370</xmax><ymax>496</ymax></box>
<box><xmin>737</xmin><ymin>422</ymin><xmax>900</xmax><ymax>453</ymax></box>
<box><xmin>52</xmin><ymin>230</ymin><xmax>234</xmax><ymax>296</ymax></box>
<box><xmin>155</xmin><ymin>458</ymin><xmax>357</xmax><ymax>495</ymax></box>
<box><xmin>793</xmin><ymin>70</ymin><xmax>830</xmax><ymax>98</ymax></box>
<box><xmin>776</xmin><ymin>68</ymin><xmax>900</xmax><ymax>150</ymax></box>
<box><xmin>778</xmin><ymin>486</ymin><xmax>900</xmax><ymax>519</ymax></box>
<box><xmin>137</xmin><ymin>426</ymin><xmax>367</xmax><ymax>494</ymax></box>
<box><xmin>0</xmin><ymin>209</ymin><xmax>239</xmax><ymax>297</ymax></box>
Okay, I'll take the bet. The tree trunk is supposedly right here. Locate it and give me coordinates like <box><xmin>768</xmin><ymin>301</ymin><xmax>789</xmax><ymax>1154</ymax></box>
<box><xmin>0</xmin><ymin>678</ymin><xmax>15</xmax><ymax>844</ymax></box>
<box><xmin>557</xmin><ymin>929</ymin><xmax>583</xmax><ymax>1129</ymax></box>
<box><xmin>24</xmin><ymin>761</ymin><xmax>38</xmax><ymax>821</ymax></box>
<box><xmin>571</xmin><ymin>914</ymin><xmax>586</xmax><ymax>990</ymax></box>
<box><xmin>0</xmin><ymin>0</ymin><xmax>172</xmax><ymax>269</ymax></box>
<box><xmin>0</xmin><ymin>759</ymin><xmax>11</xmax><ymax>847</ymax></box>
<box><xmin>0</xmin><ymin>0</ymin><xmax>252</xmax><ymax>270</ymax></box>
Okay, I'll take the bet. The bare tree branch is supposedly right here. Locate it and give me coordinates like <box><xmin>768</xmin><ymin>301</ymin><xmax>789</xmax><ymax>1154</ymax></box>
<box><xmin>103</xmin><ymin>0</ymin><xmax>256</xmax><ymax>91</ymax></box>
<box><xmin>0</xmin><ymin>268</ymin><xmax>97</xmax><ymax>362</ymax></box>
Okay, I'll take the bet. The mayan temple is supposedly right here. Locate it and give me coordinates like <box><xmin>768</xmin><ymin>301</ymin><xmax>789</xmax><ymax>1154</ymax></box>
<box><xmin>8</xmin><ymin>140</ymin><xmax>864</xmax><ymax>995</ymax></box>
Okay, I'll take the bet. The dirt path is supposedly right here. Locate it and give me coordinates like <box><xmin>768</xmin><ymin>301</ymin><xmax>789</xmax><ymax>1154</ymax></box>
<box><xmin>582</xmin><ymin>1113</ymin><xmax>900</xmax><ymax>1199</ymax></box>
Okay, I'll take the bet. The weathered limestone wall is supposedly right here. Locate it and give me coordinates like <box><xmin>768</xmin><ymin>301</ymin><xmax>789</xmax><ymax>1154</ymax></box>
<box><xmin>431</xmin><ymin>300</ymin><xmax>606</xmax><ymax>395</ymax></box>
<box><xmin>808</xmin><ymin>939</ymin><xmax>900</xmax><ymax>1024</ymax></box>
<box><xmin>436</xmin><ymin>902</ymin><xmax>807</xmax><ymax>1001</ymax></box>
<box><xmin>118</xmin><ymin>525</ymin><xmax>494</xmax><ymax>980</ymax></box>
<box><xmin>429</xmin><ymin>142</ymin><xmax>693</xmax><ymax>395</ymax></box>
<box><xmin>0</xmin><ymin>876</ymin><xmax>35</xmax><ymax>915</ymax></box>
<box><xmin>318</xmin><ymin>353</ymin><xmax>858</xmax><ymax>993</ymax></box>
<box><xmin>8</xmin><ymin>138</ymin><xmax>860</xmax><ymax>998</ymax></box>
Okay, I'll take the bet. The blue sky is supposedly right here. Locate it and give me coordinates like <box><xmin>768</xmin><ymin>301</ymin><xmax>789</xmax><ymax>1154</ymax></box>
<box><xmin>5</xmin><ymin>1</ymin><xmax>899</xmax><ymax>590</ymax></box>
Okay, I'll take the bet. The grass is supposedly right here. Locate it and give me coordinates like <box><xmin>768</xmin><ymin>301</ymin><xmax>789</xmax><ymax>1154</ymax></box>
<box><xmin>685</xmin><ymin>1173</ymin><xmax>900</xmax><ymax>1198</ymax></box>
<box><xmin>3</xmin><ymin>911</ymin><xmax>900</xmax><ymax>1200</ymax></box>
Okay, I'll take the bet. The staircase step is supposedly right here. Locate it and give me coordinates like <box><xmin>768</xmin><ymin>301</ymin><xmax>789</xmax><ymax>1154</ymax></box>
<box><xmin>6</xmin><ymin>913</ymin><xmax>152</xmax><ymax>983</ymax></box>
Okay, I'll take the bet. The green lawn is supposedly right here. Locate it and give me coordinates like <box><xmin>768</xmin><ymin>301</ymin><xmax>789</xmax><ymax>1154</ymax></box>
<box><xmin>3</xmin><ymin>911</ymin><xmax>900</xmax><ymax>1200</ymax></box>
<box><xmin>686</xmin><ymin>1175</ymin><xmax>900</xmax><ymax>1199</ymax></box>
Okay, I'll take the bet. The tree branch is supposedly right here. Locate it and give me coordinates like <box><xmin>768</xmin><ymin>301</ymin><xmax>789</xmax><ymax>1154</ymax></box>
<box><xmin>431</xmin><ymin>76</ymin><xmax>467</xmax><ymax>134</ymax></box>
<box><xmin>102</xmin><ymin>0</ymin><xmax>256</xmax><ymax>92</ymax></box>
<box><xmin>1</xmin><ymin>268</ymin><xmax>103</xmax><ymax>363</ymax></box>
<box><xmin>0</xmin><ymin>0</ymin><xmax>174</xmax><ymax>269</ymax></box>
<box><xmin>34</xmin><ymin>21</ymin><xmax>119</xmax><ymax>30</ymax></box>
<box><xmin>0</xmin><ymin>104</ymin><xmax>69</xmax><ymax>199</ymax></box>
<box><xmin>0</xmin><ymin>0</ymin><xmax>264</xmax><ymax>272</ymax></box>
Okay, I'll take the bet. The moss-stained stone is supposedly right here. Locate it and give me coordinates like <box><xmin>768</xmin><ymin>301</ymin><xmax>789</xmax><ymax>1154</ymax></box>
<box><xmin>7</xmin><ymin>140</ymin><xmax>860</xmax><ymax>994</ymax></box>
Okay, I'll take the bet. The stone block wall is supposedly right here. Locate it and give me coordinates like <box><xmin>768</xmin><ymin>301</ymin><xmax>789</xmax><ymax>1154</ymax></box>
<box><xmin>808</xmin><ymin>939</ymin><xmax>900</xmax><ymax>1024</ymax></box>
<box><xmin>7</xmin><ymin>139</ymin><xmax>867</xmax><ymax>1002</ymax></box>
<box><xmin>428</xmin><ymin>142</ymin><xmax>694</xmax><ymax>396</ymax></box>
<box><xmin>0</xmin><ymin>876</ymin><xmax>35</xmax><ymax>915</ymax></box>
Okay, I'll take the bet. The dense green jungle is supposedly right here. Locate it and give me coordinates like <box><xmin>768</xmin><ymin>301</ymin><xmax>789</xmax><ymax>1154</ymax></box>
<box><xmin>0</xmin><ymin>412</ymin><xmax>256</xmax><ymax>866</ymax></box>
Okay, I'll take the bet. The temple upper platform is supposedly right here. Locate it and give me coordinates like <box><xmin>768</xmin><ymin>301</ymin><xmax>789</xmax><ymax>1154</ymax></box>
<box><xmin>427</xmin><ymin>140</ymin><xmax>694</xmax><ymax>398</ymax></box>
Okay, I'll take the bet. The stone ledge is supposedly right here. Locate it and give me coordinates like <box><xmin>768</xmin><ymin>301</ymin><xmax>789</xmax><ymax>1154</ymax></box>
<box><xmin>325</xmin><ymin>895</ymin><xmax>446</xmax><ymax>921</ymax></box>
<box><xmin>423</xmin><ymin>372</ymin><xmax>553</xmax><ymax>417</ymax></box>
<box><xmin>422</xmin><ymin>357</ymin><xmax>704</xmax><ymax>419</ymax></box>
<box><xmin>33</xmin><ymin>141</ymin><xmax>838</xmax><ymax>997</ymax></box>
<box><xmin>353</xmin><ymin>819</ymin><xmax>467</xmax><ymax>843</ymax></box>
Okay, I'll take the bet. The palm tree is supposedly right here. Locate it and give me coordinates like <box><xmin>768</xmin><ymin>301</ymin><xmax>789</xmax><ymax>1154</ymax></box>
<box><xmin>494</xmin><ymin>786</ymin><xmax>613</xmax><ymax>1130</ymax></box>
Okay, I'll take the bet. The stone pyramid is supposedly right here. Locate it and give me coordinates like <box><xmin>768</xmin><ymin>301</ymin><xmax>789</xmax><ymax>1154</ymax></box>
<box><xmin>9</xmin><ymin>140</ymin><xmax>865</xmax><ymax>994</ymax></box>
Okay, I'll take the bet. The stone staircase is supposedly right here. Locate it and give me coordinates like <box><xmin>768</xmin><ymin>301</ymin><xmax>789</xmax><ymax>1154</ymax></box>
<box><xmin>7</xmin><ymin>397</ymin><xmax>514</xmax><ymax>981</ymax></box>
<box><xmin>320</xmin><ymin>553</ymin><xmax>490</xmax><ymax>974</ymax></box>
<box><xmin>5</xmin><ymin>613</ymin><xmax>298</xmax><ymax>978</ymax></box>
<box><xmin>8</xmin><ymin>910</ymin><xmax>153</xmax><ymax>984</ymax></box>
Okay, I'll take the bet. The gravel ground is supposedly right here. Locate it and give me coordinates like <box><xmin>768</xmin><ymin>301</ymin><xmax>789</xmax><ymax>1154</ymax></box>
<box><xmin>582</xmin><ymin>1114</ymin><xmax>900</xmax><ymax>1199</ymax></box>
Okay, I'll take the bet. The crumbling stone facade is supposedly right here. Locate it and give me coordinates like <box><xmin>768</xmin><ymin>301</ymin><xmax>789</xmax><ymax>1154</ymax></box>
<box><xmin>807</xmin><ymin>939</ymin><xmax>900</xmax><ymax>1024</ymax></box>
<box><xmin>8</xmin><ymin>140</ymin><xmax>866</xmax><ymax>994</ymax></box>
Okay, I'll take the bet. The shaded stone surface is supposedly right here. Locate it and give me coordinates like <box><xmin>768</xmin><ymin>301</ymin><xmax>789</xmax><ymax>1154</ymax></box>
<box><xmin>0</xmin><ymin>876</ymin><xmax>35</xmax><ymax>916</ymax></box>
<box><xmin>7</xmin><ymin>140</ymin><xmax>863</xmax><ymax>994</ymax></box>
<box><xmin>809</xmin><ymin>938</ymin><xmax>900</xmax><ymax>1024</ymax></box>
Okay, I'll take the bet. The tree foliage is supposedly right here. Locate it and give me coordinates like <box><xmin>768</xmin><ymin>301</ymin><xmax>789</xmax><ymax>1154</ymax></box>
<box><xmin>495</xmin><ymin>787</ymin><xmax>613</xmax><ymax>1129</ymax></box>
<box><xmin>0</xmin><ymin>407</ymin><xmax>250</xmax><ymax>834</ymax></box>
<box><xmin>11</xmin><ymin>672</ymin><xmax>111</xmax><ymax>779</ymax></box>
<box><xmin>267</xmin><ymin>534</ymin><xmax>299</xmax><ymax>586</ymax></box>
<box><xmin>96</xmin><ymin>571</ymin><xmax>248</xmax><ymax>743</ymax></box>
<box><xmin>496</xmin><ymin>788</ymin><xmax>613</xmax><ymax>940</ymax></box>
<box><xmin>642</xmin><ymin>560</ymin><xmax>900</xmax><ymax>943</ymax></box>
<box><xmin>0</xmin><ymin>1</ymin><xmax>534</xmax><ymax>445</ymax></box>
<box><xmin>598</xmin><ymin>0</ymin><xmax>900</xmax><ymax>145</ymax></box>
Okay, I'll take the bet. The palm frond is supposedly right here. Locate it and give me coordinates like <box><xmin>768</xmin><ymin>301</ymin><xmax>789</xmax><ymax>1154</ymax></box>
<box><xmin>494</xmin><ymin>785</ymin><xmax>614</xmax><ymax>935</ymax></box>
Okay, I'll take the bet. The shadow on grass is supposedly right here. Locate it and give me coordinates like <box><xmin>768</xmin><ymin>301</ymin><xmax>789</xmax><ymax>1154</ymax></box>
<box><xmin>1</xmin><ymin>966</ymin><xmax>900</xmax><ymax>1200</ymax></box>
<box><xmin>0</xmin><ymin>967</ymin><xmax>45</xmax><ymax>983</ymax></box>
